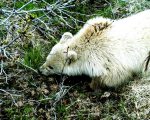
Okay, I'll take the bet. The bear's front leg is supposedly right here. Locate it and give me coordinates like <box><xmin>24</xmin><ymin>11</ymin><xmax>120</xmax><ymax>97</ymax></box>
<box><xmin>89</xmin><ymin>77</ymin><xmax>104</xmax><ymax>90</ymax></box>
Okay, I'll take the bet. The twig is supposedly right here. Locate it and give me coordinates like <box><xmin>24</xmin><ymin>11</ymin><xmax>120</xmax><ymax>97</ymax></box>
<box><xmin>2</xmin><ymin>69</ymin><xmax>8</xmax><ymax>84</ymax></box>
<box><xmin>3</xmin><ymin>36</ymin><xmax>20</xmax><ymax>49</ymax></box>
<box><xmin>17</xmin><ymin>60</ymin><xmax>38</xmax><ymax>73</ymax></box>
<box><xmin>35</xmin><ymin>18</ymin><xmax>50</xmax><ymax>30</ymax></box>
<box><xmin>0</xmin><ymin>10</ymin><xmax>14</xmax><ymax>25</ymax></box>
<box><xmin>1</xmin><ymin>8</ymin><xmax>47</xmax><ymax>14</ymax></box>
<box><xmin>0</xmin><ymin>89</ymin><xmax>19</xmax><ymax>107</ymax></box>
<box><xmin>16</xmin><ymin>0</ymin><xmax>33</xmax><ymax>12</ymax></box>
<box><xmin>0</xmin><ymin>48</ymin><xmax>10</xmax><ymax>84</ymax></box>
<box><xmin>67</xmin><ymin>112</ymin><xmax>100</xmax><ymax>118</ymax></box>
<box><xmin>53</xmin><ymin>85</ymin><xmax>71</xmax><ymax>106</ymax></box>
<box><xmin>66</xmin><ymin>99</ymin><xmax>80</xmax><ymax>110</ymax></box>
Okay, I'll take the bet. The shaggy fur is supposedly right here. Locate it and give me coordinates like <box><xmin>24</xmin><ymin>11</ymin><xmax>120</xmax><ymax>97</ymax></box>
<box><xmin>39</xmin><ymin>10</ymin><xmax>150</xmax><ymax>89</ymax></box>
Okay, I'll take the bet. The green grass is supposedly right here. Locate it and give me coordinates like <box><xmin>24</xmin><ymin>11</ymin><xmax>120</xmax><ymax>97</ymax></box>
<box><xmin>23</xmin><ymin>45</ymin><xmax>43</xmax><ymax>69</ymax></box>
<box><xmin>5</xmin><ymin>105</ymin><xmax>36</xmax><ymax>120</ymax></box>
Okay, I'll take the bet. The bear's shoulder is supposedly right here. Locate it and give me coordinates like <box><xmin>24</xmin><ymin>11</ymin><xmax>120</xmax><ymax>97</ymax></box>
<box><xmin>77</xmin><ymin>17</ymin><xmax>114</xmax><ymax>39</ymax></box>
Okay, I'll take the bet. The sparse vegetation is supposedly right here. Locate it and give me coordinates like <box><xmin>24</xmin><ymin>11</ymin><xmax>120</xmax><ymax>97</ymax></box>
<box><xmin>0</xmin><ymin>0</ymin><xmax>150</xmax><ymax>119</ymax></box>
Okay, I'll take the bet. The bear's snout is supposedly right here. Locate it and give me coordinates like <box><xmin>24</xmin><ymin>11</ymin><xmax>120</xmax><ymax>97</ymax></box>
<box><xmin>38</xmin><ymin>64</ymin><xmax>54</xmax><ymax>76</ymax></box>
<box><xmin>38</xmin><ymin>65</ymin><xmax>48</xmax><ymax>76</ymax></box>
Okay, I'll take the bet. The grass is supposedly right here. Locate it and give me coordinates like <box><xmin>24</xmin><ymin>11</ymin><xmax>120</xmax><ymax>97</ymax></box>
<box><xmin>23</xmin><ymin>45</ymin><xmax>44</xmax><ymax>69</ymax></box>
<box><xmin>5</xmin><ymin>105</ymin><xmax>35</xmax><ymax>120</ymax></box>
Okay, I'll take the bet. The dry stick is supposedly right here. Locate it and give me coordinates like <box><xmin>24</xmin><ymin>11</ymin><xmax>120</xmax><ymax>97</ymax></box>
<box><xmin>0</xmin><ymin>60</ymin><xmax>4</xmax><ymax>74</ymax></box>
<box><xmin>51</xmin><ymin>10</ymin><xmax>74</xmax><ymax>28</ymax></box>
<box><xmin>62</xmin><ymin>0</ymin><xmax>75</xmax><ymax>6</ymax></box>
<box><xmin>35</xmin><ymin>18</ymin><xmax>50</xmax><ymax>30</ymax></box>
<box><xmin>1</xmin><ymin>8</ymin><xmax>47</xmax><ymax>15</ymax></box>
<box><xmin>17</xmin><ymin>60</ymin><xmax>38</xmax><ymax>74</ymax></box>
<box><xmin>67</xmin><ymin>112</ymin><xmax>100</xmax><ymax>118</ymax></box>
<box><xmin>53</xmin><ymin>85</ymin><xmax>71</xmax><ymax>106</ymax></box>
<box><xmin>3</xmin><ymin>36</ymin><xmax>20</xmax><ymax>49</ymax></box>
<box><xmin>0</xmin><ymin>50</ymin><xmax>8</xmax><ymax>83</ymax></box>
<box><xmin>59</xmin><ymin>9</ymin><xmax>85</xmax><ymax>24</ymax></box>
<box><xmin>2</xmin><ymin>69</ymin><xmax>8</xmax><ymax>84</ymax></box>
<box><xmin>66</xmin><ymin>99</ymin><xmax>80</xmax><ymax>110</ymax></box>
<box><xmin>0</xmin><ymin>11</ymin><xmax>14</xmax><ymax>25</ymax></box>
<box><xmin>16</xmin><ymin>0</ymin><xmax>33</xmax><ymax>12</ymax></box>
<box><xmin>0</xmin><ymin>89</ymin><xmax>18</xmax><ymax>107</ymax></box>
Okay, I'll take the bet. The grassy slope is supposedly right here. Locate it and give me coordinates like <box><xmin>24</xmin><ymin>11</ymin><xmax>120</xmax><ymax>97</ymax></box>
<box><xmin>0</xmin><ymin>0</ymin><xmax>150</xmax><ymax>119</ymax></box>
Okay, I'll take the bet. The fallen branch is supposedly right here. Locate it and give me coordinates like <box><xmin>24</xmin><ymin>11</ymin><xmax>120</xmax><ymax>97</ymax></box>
<box><xmin>17</xmin><ymin>60</ymin><xmax>38</xmax><ymax>74</ymax></box>
<box><xmin>0</xmin><ymin>89</ymin><xmax>21</xmax><ymax>107</ymax></box>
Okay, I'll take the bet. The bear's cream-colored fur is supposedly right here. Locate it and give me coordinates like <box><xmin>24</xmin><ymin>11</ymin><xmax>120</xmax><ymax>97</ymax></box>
<box><xmin>39</xmin><ymin>10</ymin><xmax>150</xmax><ymax>89</ymax></box>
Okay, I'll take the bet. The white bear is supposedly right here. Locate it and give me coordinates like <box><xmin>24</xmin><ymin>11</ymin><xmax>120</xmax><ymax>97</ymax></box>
<box><xmin>39</xmin><ymin>10</ymin><xmax>150</xmax><ymax>89</ymax></box>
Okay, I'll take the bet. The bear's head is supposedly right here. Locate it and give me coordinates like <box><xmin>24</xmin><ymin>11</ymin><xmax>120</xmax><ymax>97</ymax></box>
<box><xmin>39</xmin><ymin>32</ymin><xmax>78</xmax><ymax>76</ymax></box>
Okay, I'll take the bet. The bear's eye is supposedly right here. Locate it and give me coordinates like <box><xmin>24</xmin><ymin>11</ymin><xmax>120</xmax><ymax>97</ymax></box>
<box><xmin>67</xmin><ymin>58</ymin><xmax>72</xmax><ymax>65</ymax></box>
<box><xmin>48</xmin><ymin>66</ymin><xmax>54</xmax><ymax>69</ymax></box>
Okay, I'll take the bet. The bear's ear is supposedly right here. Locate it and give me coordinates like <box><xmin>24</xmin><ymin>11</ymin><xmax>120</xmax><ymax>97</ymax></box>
<box><xmin>66</xmin><ymin>51</ymin><xmax>77</xmax><ymax>64</ymax></box>
<box><xmin>60</xmin><ymin>32</ymin><xmax>73</xmax><ymax>44</ymax></box>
